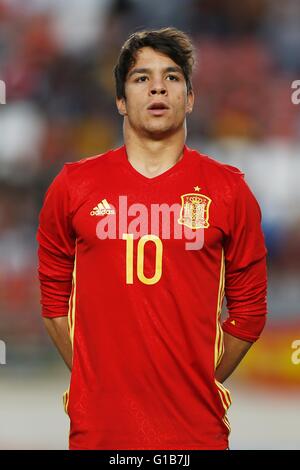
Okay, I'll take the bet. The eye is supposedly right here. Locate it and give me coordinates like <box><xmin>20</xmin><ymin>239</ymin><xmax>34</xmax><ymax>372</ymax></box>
<box><xmin>166</xmin><ymin>74</ymin><xmax>179</xmax><ymax>81</ymax></box>
<box><xmin>135</xmin><ymin>75</ymin><xmax>148</xmax><ymax>82</ymax></box>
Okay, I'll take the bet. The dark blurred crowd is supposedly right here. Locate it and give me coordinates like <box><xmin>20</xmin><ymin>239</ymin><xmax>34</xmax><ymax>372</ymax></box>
<box><xmin>0</xmin><ymin>0</ymin><xmax>299</xmax><ymax>360</ymax></box>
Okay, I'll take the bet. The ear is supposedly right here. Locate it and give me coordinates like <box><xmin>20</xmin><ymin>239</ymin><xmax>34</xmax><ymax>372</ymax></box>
<box><xmin>116</xmin><ymin>97</ymin><xmax>127</xmax><ymax>116</ymax></box>
<box><xmin>186</xmin><ymin>89</ymin><xmax>195</xmax><ymax>114</ymax></box>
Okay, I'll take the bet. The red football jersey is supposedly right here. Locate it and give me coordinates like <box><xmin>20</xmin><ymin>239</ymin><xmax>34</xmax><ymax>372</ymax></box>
<box><xmin>37</xmin><ymin>144</ymin><xmax>267</xmax><ymax>450</ymax></box>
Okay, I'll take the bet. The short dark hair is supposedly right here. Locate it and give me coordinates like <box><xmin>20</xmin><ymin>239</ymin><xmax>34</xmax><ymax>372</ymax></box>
<box><xmin>113</xmin><ymin>27</ymin><xmax>196</xmax><ymax>100</ymax></box>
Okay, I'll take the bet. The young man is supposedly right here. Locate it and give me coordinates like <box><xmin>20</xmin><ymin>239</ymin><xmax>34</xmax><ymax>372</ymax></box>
<box><xmin>37</xmin><ymin>28</ymin><xmax>267</xmax><ymax>450</ymax></box>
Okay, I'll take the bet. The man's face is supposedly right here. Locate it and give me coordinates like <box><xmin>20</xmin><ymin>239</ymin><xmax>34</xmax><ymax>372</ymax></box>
<box><xmin>116</xmin><ymin>47</ymin><xmax>194</xmax><ymax>138</ymax></box>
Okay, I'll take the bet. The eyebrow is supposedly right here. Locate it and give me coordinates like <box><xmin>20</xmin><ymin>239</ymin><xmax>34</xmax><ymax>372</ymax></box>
<box><xmin>127</xmin><ymin>66</ymin><xmax>184</xmax><ymax>79</ymax></box>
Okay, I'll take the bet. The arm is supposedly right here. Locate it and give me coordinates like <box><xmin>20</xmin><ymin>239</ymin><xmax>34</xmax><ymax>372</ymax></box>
<box><xmin>43</xmin><ymin>317</ymin><xmax>73</xmax><ymax>371</ymax></box>
<box><xmin>215</xmin><ymin>332</ymin><xmax>252</xmax><ymax>383</ymax></box>
<box><xmin>37</xmin><ymin>165</ymin><xmax>76</xmax><ymax>368</ymax></box>
<box><xmin>218</xmin><ymin>175</ymin><xmax>268</xmax><ymax>380</ymax></box>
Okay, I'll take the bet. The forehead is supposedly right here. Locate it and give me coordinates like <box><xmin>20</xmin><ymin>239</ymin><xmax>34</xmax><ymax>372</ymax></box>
<box><xmin>128</xmin><ymin>47</ymin><xmax>182</xmax><ymax>72</ymax></box>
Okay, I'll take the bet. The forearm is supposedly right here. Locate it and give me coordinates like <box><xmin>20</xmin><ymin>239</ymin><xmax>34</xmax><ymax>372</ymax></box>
<box><xmin>215</xmin><ymin>331</ymin><xmax>253</xmax><ymax>383</ymax></box>
<box><xmin>43</xmin><ymin>316</ymin><xmax>73</xmax><ymax>371</ymax></box>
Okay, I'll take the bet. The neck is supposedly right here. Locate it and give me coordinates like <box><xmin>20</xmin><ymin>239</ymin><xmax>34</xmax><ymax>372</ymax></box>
<box><xmin>123</xmin><ymin>121</ymin><xmax>187</xmax><ymax>178</ymax></box>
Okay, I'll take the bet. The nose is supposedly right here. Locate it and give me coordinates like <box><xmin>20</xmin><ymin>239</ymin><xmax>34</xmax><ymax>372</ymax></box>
<box><xmin>150</xmin><ymin>83</ymin><xmax>167</xmax><ymax>96</ymax></box>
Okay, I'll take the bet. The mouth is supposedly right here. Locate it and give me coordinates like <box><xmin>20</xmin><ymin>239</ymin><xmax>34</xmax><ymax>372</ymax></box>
<box><xmin>147</xmin><ymin>102</ymin><xmax>169</xmax><ymax>116</ymax></box>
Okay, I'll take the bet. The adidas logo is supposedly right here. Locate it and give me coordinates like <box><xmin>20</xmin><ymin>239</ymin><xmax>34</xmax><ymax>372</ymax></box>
<box><xmin>90</xmin><ymin>199</ymin><xmax>115</xmax><ymax>216</ymax></box>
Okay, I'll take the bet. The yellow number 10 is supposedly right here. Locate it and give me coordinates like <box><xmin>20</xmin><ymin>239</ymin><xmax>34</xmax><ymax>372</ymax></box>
<box><xmin>122</xmin><ymin>234</ymin><xmax>163</xmax><ymax>285</ymax></box>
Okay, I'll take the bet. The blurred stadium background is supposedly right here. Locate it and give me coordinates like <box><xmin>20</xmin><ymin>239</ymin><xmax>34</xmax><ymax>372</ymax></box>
<box><xmin>0</xmin><ymin>0</ymin><xmax>299</xmax><ymax>450</ymax></box>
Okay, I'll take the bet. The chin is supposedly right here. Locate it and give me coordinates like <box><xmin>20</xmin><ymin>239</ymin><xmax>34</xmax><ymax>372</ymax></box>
<box><xmin>145</xmin><ymin>123</ymin><xmax>175</xmax><ymax>134</ymax></box>
<box><xmin>145</xmin><ymin>129</ymin><xmax>176</xmax><ymax>140</ymax></box>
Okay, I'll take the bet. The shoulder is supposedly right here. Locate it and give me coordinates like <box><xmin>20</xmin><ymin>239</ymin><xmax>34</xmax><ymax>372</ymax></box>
<box><xmin>186</xmin><ymin>146</ymin><xmax>249</xmax><ymax>207</ymax></box>
<box><xmin>62</xmin><ymin>146</ymin><xmax>121</xmax><ymax>179</ymax></box>
<box><xmin>187</xmin><ymin>146</ymin><xmax>245</xmax><ymax>183</ymax></box>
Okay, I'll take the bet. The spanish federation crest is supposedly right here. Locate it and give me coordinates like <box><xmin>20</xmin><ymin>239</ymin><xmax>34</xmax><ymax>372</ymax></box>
<box><xmin>178</xmin><ymin>193</ymin><xmax>212</xmax><ymax>229</ymax></box>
